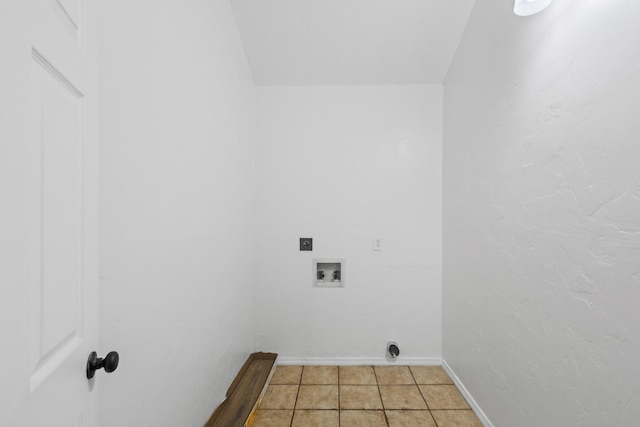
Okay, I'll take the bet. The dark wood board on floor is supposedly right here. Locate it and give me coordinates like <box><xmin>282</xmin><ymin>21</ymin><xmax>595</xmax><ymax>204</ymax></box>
<box><xmin>205</xmin><ymin>352</ymin><xmax>277</xmax><ymax>427</ymax></box>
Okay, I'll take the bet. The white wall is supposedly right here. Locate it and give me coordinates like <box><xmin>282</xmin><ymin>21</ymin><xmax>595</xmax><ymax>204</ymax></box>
<box><xmin>98</xmin><ymin>1</ymin><xmax>256</xmax><ymax>425</ymax></box>
<box><xmin>443</xmin><ymin>1</ymin><xmax>640</xmax><ymax>426</ymax></box>
<box><xmin>254</xmin><ymin>86</ymin><xmax>442</xmax><ymax>363</ymax></box>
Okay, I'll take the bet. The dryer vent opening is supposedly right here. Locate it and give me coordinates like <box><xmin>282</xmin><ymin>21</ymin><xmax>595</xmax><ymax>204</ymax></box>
<box><xmin>387</xmin><ymin>341</ymin><xmax>400</xmax><ymax>359</ymax></box>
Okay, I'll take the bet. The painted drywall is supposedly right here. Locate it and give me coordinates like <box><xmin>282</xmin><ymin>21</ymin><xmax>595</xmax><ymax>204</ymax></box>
<box><xmin>230</xmin><ymin>0</ymin><xmax>476</xmax><ymax>85</ymax></box>
<box><xmin>254</xmin><ymin>86</ymin><xmax>442</xmax><ymax>363</ymax></box>
<box><xmin>443</xmin><ymin>1</ymin><xmax>640</xmax><ymax>426</ymax></box>
<box><xmin>98</xmin><ymin>1</ymin><xmax>256</xmax><ymax>425</ymax></box>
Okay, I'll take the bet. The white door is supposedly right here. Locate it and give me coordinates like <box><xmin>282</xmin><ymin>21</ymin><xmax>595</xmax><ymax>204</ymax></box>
<box><xmin>0</xmin><ymin>0</ymin><xmax>100</xmax><ymax>426</ymax></box>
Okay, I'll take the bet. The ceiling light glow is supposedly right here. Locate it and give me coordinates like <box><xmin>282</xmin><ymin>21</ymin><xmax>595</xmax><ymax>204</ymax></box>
<box><xmin>514</xmin><ymin>0</ymin><xmax>553</xmax><ymax>16</ymax></box>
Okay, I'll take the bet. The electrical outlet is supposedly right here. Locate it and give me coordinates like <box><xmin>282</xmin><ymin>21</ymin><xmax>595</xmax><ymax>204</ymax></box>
<box><xmin>373</xmin><ymin>237</ymin><xmax>383</xmax><ymax>251</ymax></box>
<box><xmin>300</xmin><ymin>237</ymin><xmax>313</xmax><ymax>251</ymax></box>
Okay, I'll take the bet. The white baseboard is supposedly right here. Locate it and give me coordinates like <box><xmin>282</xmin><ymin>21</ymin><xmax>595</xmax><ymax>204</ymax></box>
<box><xmin>276</xmin><ymin>356</ymin><xmax>442</xmax><ymax>366</ymax></box>
<box><xmin>441</xmin><ymin>359</ymin><xmax>494</xmax><ymax>427</ymax></box>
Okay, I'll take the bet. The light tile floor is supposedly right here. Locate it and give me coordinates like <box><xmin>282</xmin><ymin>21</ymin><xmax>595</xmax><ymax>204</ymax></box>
<box><xmin>253</xmin><ymin>365</ymin><xmax>483</xmax><ymax>427</ymax></box>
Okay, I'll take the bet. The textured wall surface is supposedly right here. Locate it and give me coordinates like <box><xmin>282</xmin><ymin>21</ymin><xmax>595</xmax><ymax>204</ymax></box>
<box><xmin>254</xmin><ymin>86</ymin><xmax>443</xmax><ymax>363</ymax></box>
<box><xmin>98</xmin><ymin>1</ymin><xmax>256</xmax><ymax>425</ymax></box>
<box><xmin>443</xmin><ymin>1</ymin><xmax>640</xmax><ymax>426</ymax></box>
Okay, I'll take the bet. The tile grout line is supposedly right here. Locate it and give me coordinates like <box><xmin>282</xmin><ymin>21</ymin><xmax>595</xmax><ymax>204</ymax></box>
<box><xmin>289</xmin><ymin>366</ymin><xmax>303</xmax><ymax>427</ymax></box>
<box><xmin>337</xmin><ymin>366</ymin><xmax>340</xmax><ymax>427</ymax></box>
<box><xmin>409</xmin><ymin>366</ymin><xmax>441</xmax><ymax>427</ymax></box>
<box><xmin>409</xmin><ymin>366</ymin><xmax>431</xmax><ymax>410</ymax></box>
<box><xmin>372</xmin><ymin>366</ymin><xmax>390</xmax><ymax>427</ymax></box>
<box><xmin>411</xmin><ymin>367</ymin><xmax>443</xmax><ymax>427</ymax></box>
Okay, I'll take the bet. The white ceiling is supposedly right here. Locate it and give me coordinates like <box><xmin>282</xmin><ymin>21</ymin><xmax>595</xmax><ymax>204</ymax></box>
<box><xmin>229</xmin><ymin>0</ymin><xmax>477</xmax><ymax>86</ymax></box>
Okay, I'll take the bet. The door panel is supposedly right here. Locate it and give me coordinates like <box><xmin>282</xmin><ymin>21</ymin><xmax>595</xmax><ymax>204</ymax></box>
<box><xmin>55</xmin><ymin>0</ymin><xmax>82</xmax><ymax>29</ymax></box>
<box><xmin>48</xmin><ymin>0</ymin><xmax>83</xmax><ymax>44</ymax></box>
<box><xmin>30</xmin><ymin>50</ymin><xmax>85</xmax><ymax>391</ymax></box>
<box><xmin>0</xmin><ymin>0</ymin><xmax>99</xmax><ymax>425</ymax></box>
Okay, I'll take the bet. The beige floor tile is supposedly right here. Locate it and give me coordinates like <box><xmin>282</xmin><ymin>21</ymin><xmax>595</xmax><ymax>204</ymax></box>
<box><xmin>340</xmin><ymin>410</ymin><xmax>387</xmax><ymax>427</ymax></box>
<box><xmin>291</xmin><ymin>410</ymin><xmax>339</xmax><ymax>427</ymax></box>
<box><xmin>339</xmin><ymin>366</ymin><xmax>377</xmax><ymax>385</ymax></box>
<box><xmin>374</xmin><ymin>366</ymin><xmax>415</xmax><ymax>385</ymax></box>
<box><xmin>252</xmin><ymin>410</ymin><xmax>293</xmax><ymax>427</ymax></box>
<box><xmin>431</xmin><ymin>410</ymin><xmax>483</xmax><ymax>427</ymax></box>
<box><xmin>419</xmin><ymin>385</ymin><xmax>470</xmax><ymax>409</ymax></box>
<box><xmin>270</xmin><ymin>365</ymin><xmax>303</xmax><ymax>385</ymax></box>
<box><xmin>386</xmin><ymin>410</ymin><xmax>437</xmax><ymax>427</ymax></box>
<box><xmin>409</xmin><ymin>366</ymin><xmax>453</xmax><ymax>385</ymax></box>
<box><xmin>301</xmin><ymin>366</ymin><xmax>339</xmax><ymax>384</ymax></box>
<box><xmin>260</xmin><ymin>385</ymin><xmax>298</xmax><ymax>409</ymax></box>
<box><xmin>295</xmin><ymin>385</ymin><xmax>338</xmax><ymax>409</ymax></box>
<box><xmin>339</xmin><ymin>385</ymin><xmax>383</xmax><ymax>410</ymax></box>
<box><xmin>379</xmin><ymin>385</ymin><xmax>428</xmax><ymax>410</ymax></box>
